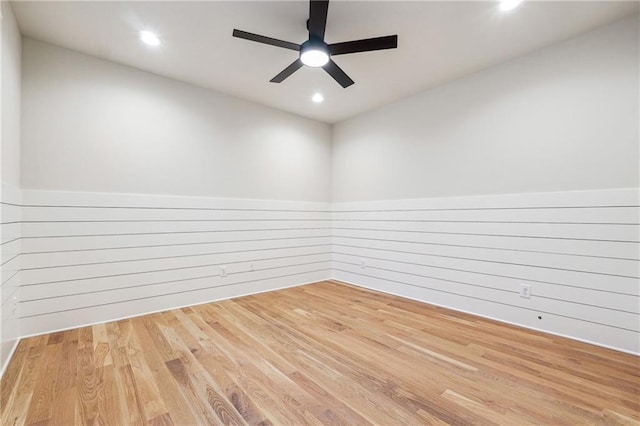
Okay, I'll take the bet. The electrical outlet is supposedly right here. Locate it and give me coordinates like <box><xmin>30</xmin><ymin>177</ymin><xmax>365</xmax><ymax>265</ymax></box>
<box><xmin>360</xmin><ymin>258</ymin><xmax>366</xmax><ymax>268</ymax></box>
<box><xmin>520</xmin><ymin>284</ymin><xmax>532</xmax><ymax>299</ymax></box>
<box><xmin>221</xmin><ymin>265</ymin><xmax>227</xmax><ymax>277</ymax></box>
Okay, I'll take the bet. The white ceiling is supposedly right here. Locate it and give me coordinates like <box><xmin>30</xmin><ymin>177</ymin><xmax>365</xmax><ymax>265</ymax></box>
<box><xmin>11</xmin><ymin>1</ymin><xmax>639</xmax><ymax>123</ymax></box>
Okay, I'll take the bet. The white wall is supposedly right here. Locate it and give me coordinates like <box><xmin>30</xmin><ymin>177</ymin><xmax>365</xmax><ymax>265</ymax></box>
<box><xmin>1</xmin><ymin>2</ymin><xmax>20</xmax><ymax>187</ymax></box>
<box><xmin>14</xmin><ymin>38</ymin><xmax>332</xmax><ymax>338</ymax></box>
<box><xmin>0</xmin><ymin>0</ymin><xmax>22</xmax><ymax>373</ymax></box>
<box><xmin>331</xmin><ymin>16</ymin><xmax>640</xmax><ymax>354</ymax></box>
<box><xmin>332</xmin><ymin>15</ymin><xmax>639</xmax><ymax>202</ymax></box>
<box><xmin>18</xmin><ymin>190</ymin><xmax>331</xmax><ymax>337</ymax></box>
<box><xmin>332</xmin><ymin>189</ymin><xmax>640</xmax><ymax>354</ymax></box>
<box><xmin>6</xmin><ymin>14</ymin><xmax>639</xmax><ymax>357</ymax></box>
<box><xmin>21</xmin><ymin>39</ymin><xmax>331</xmax><ymax>202</ymax></box>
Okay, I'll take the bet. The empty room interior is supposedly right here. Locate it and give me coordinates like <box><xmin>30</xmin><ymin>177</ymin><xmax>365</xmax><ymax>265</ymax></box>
<box><xmin>1</xmin><ymin>0</ymin><xmax>639</xmax><ymax>424</ymax></box>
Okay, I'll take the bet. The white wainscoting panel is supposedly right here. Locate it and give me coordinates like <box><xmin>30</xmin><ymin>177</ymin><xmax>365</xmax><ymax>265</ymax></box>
<box><xmin>1</xmin><ymin>183</ymin><xmax>22</xmax><ymax>374</ymax></box>
<box><xmin>18</xmin><ymin>189</ymin><xmax>331</xmax><ymax>336</ymax></box>
<box><xmin>3</xmin><ymin>187</ymin><xmax>639</xmax><ymax>359</ymax></box>
<box><xmin>332</xmin><ymin>188</ymin><xmax>640</xmax><ymax>354</ymax></box>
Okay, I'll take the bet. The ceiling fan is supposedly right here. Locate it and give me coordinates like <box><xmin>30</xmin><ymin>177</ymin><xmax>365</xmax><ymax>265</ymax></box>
<box><xmin>232</xmin><ymin>0</ymin><xmax>398</xmax><ymax>88</ymax></box>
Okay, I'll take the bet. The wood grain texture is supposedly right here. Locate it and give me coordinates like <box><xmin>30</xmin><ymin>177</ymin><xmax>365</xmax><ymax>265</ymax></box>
<box><xmin>2</xmin><ymin>280</ymin><xmax>639</xmax><ymax>425</ymax></box>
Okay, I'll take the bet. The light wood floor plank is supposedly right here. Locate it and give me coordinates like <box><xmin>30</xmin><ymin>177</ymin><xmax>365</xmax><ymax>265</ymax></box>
<box><xmin>2</xmin><ymin>280</ymin><xmax>639</xmax><ymax>425</ymax></box>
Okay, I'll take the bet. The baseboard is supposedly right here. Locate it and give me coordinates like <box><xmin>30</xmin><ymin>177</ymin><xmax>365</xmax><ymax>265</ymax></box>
<box><xmin>0</xmin><ymin>338</ymin><xmax>21</xmax><ymax>379</ymax></box>
<box><xmin>330</xmin><ymin>278</ymin><xmax>640</xmax><ymax>357</ymax></box>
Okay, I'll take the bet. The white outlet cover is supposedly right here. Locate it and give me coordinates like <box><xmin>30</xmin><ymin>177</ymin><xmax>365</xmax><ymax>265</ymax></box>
<box><xmin>520</xmin><ymin>284</ymin><xmax>532</xmax><ymax>299</ymax></box>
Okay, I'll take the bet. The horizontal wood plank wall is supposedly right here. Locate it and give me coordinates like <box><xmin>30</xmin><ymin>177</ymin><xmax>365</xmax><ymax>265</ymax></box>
<box><xmin>17</xmin><ymin>189</ymin><xmax>332</xmax><ymax>336</ymax></box>
<box><xmin>4</xmin><ymin>187</ymin><xmax>639</xmax><ymax>357</ymax></box>
<box><xmin>332</xmin><ymin>188</ymin><xmax>640</xmax><ymax>354</ymax></box>
<box><xmin>0</xmin><ymin>183</ymin><xmax>22</xmax><ymax>373</ymax></box>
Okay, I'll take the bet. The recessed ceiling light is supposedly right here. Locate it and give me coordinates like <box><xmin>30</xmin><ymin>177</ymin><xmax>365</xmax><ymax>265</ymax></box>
<box><xmin>499</xmin><ymin>0</ymin><xmax>523</xmax><ymax>11</ymax></box>
<box><xmin>312</xmin><ymin>93</ymin><xmax>324</xmax><ymax>103</ymax></box>
<box><xmin>140</xmin><ymin>30</ymin><xmax>161</xmax><ymax>47</ymax></box>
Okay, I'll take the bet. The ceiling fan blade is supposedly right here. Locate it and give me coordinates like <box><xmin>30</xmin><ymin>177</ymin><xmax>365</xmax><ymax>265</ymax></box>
<box><xmin>322</xmin><ymin>59</ymin><xmax>354</xmax><ymax>88</ymax></box>
<box><xmin>308</xmin><ymin>0</ymin><xmax>329</xmax><ymax>40</ymax></box>
<box><xmin>270</xmin><ymin>59</ymin><xmax>304</xmax><ymax>83</ymax></box>
<box><xmin>329</xmin><ymin>35</ymin><xmax>398</xmax><ymax>56</ymax></box>
<box><xmin>233</xmin><ymin>29</ymin><xmax>300</xmax><ymax>51</ymax></box>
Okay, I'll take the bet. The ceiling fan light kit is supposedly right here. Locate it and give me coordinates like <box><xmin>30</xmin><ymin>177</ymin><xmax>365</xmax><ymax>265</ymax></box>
<box><xmin>232</xmin><ymin>0</ymin><xmax>398</xmax><ymax>88</ymax></box>
<box><xmin>300</xmin><ymin>40</ymin><xmax>329</xmax><ymax>67</ymax></box>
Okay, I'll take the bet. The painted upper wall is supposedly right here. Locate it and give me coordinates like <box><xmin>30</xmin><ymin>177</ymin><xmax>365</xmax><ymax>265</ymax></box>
<box><xmin>20</xmin><ymin>15</ymin><xmax>639</xmax><ymax>204</ymax></box>
<box><xmin>1</xmin><ymin>0</ymin><xmax>21</xmax><ymax>187</ymax></box>
<box><xmin>331</xmin><ymin>15</ymin><xmax>639</xmax><ymax>202</ymax></box>
<box><xmin>21</xmin><ymin>39</ymin><xmax>331</xmax><ymax>202</ymax></box>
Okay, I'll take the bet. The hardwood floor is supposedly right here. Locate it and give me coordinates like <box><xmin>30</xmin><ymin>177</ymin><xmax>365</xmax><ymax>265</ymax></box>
<box><xmin>1</xmin><ymin>280</ymin><xmax>639</xmax><ymax>425</ymax></box>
